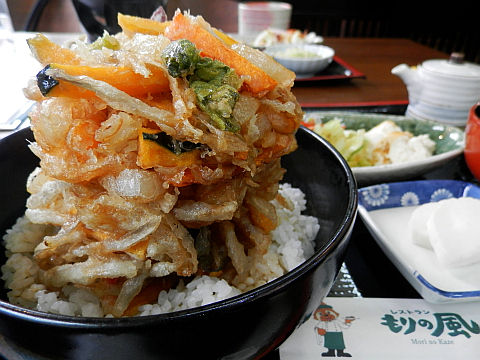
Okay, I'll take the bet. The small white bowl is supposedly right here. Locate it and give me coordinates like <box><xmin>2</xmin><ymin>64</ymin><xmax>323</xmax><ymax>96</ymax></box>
<box><xmin>265</xmin><ymin>44</ymin><xmax>334</xmax><ymax>75</ymax></box>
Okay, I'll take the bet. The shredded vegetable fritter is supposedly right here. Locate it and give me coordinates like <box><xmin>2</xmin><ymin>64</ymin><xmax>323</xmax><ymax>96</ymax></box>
<box><xmin>13</xmin><ymin>10</ymin><xmax>303</xmax><ymax>317</ymax></box>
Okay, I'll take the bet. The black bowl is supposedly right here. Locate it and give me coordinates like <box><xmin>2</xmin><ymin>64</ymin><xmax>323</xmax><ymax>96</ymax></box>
<box><xmin>0</xmin><ymin>126</ymin><xmax>357</xmax><ymax>360</ymax></box>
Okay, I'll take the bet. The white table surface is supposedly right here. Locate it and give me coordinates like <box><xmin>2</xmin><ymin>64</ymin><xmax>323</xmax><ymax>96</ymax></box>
<box><xmin>0</xmin><ymin>31</ymin><xmax>85</xmax><ymax>139</ymax></box>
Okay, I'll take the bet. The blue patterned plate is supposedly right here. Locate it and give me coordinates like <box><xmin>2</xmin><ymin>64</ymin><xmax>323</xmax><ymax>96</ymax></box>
<box><xmin>358</xmin><ymin>180</ymin><xmax>480</xmax><ymax>303</ymax></box>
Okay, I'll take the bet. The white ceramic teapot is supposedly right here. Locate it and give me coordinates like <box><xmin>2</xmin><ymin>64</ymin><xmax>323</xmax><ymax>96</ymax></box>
<box><xmin>392</xmin><ymin>53</ymin><xmax>480</xmax><ymax>126</ymax></box>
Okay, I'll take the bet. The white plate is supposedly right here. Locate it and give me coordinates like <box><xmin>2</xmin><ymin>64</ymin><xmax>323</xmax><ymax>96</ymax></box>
<box><xmin>303</xmin><ymin>112</ymin><xmax>465</xmax><ymax>185</ymax></box>
<box><xmin>358</xmin><ymin>180</ymin><xmax>480</xmax><ymax>304</ymax></box>
<box><xmin>264</xmin><ymin>44</ymin><xmax>334</xmax><ymax>74</ymax></box>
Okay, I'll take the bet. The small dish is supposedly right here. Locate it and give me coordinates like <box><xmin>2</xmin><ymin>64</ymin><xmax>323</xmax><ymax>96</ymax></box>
<box><xmin>358</xmin><ymin>180</ymin><xmax>480</xmax><ymax>304</ymax></box>
<box><xmin>294</xmin><ymin>56</ymin><xmax>365</xmax><ymax>82</ymax></box>
<box><xmin>303</xmin><ymin>111</ymin><xmax>465</xmax><ymax>185</ymax></box>
<box><xmin>264</xmin><ymin>44</ymin><xmax>334</xmax><ymax>75</ymax></box>
<box><xmin>250</xmin><ymin>28</ymin><xmax>323</xmax><ymax>48</ymax></box>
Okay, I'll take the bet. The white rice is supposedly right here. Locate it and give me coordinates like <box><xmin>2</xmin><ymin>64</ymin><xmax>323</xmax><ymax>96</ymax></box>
<box><xmin>138</xmin><ymin>276</ymin><xmax>242</xmax><ymax>316</ymax></box>
<box><xmin>271</xmin><ymin>183</ymin><xmax>318</xmax><ymax>271</ymax></box>
<box><xmin>1</xmin><ymin>183</ymin><xmax>319</xmax><ymax>317</ymax></box>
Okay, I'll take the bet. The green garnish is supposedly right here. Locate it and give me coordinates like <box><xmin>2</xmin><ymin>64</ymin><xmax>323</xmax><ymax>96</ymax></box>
<box><xmin>162</xmin><ymin>39</ymin><xmax>241</xmax><ymax>133</ymax></box>
<box><xmin>90</xmin><ymin>32</ymin><xmax>120</xmax><ymax>50</ymax></box>
<box><xmin>162</xmin><ymin>39</ymin><xmax>201</xmax><ymax>78</ymax></box>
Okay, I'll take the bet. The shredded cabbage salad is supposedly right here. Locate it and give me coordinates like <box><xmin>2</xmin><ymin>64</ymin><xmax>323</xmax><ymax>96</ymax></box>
<box><xmin>302</xmin><ymin>117</ymin><xmax>374</xmax><ymax>167</ymax></box>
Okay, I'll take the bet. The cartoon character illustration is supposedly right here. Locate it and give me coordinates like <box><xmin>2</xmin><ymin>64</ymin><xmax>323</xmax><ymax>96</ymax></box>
<box><xmin>313</xmin><ymin>302</ymin><xmax>355</xmax><ymax>357</ymax></box>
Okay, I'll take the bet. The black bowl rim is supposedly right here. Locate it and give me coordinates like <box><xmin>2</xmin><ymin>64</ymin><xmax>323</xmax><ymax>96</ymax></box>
<box><xmin>0</xmin><ymin>127</ymin><xmax>358</xmax><ymax>328</ymax></box>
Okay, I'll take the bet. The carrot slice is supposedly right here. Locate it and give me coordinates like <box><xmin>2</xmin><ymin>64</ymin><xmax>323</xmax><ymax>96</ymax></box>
<box><xmin>255</xmin><ymin>134</ymin><xmax>296</xmax><ymax>165</ymax></box>
<box><xmin>164</xmin><ymin>12</ymin><xmax>277</xmax><ymax>95</ymax></box>
<box><xmin>124</xmin><ymin>239</ymin><xmax>149</xmax><ymax>260</ymax></box>
<box><xmin>69</xmin><ymin>121</ymin><xmax>100</xmax><ymax>150</ymax></box>
<box><xmin>45</xmin><ymin>80</ymin><xmax>97</xmax><ymax>99</ymax></box>
<box><xmin>143</xmin><ymin>96</ymin><xmax>175</xmax><ymax>113</ymax></box>
<box><xmin>118</xmin><ymin>13</ymin><xmax>238</xmax><ymax>49</ymax></box>
<box><xmin>300</xmin><ymin>121</ymin><xmax>315</xmax><ymax>130</ymax></box>
<box><xmin>212</xmin><ymin>28</ymin><xmax>238</xmax><ymax>46</ymax></box>
<box><xmin>118</xmin><ymin>13</ymin><xmax>237</xmax><ymax>47</ymax></box>
<box><xmin>27</xmin><ymin>33</ymin><xmax>82</xmax><ymax>66</ymax></box>
<box><xmin>47</xmin><ymin>63</ymin><xmax>169</xmax><ymax>98</ymax></box>
<box><xmin>118</xmin><ymin>13</ymin><xmax>170</xmax><ymax>35</ymax></box>
<box><xmin>248</xmin><ymin>204</ymin><xmax>277</xmax><ymax>233</ymax></box>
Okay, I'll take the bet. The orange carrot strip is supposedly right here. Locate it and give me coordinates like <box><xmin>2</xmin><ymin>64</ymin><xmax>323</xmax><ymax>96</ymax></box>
<box><xmin>164</xmin><ymin>12</ymin><xmax>277</xmax><ymax>95</ymax></box>
<box><xmin>69</xmin><ymin>121</ymin><xmax>100</xmax><ymax>150</ymax></box>
<box><xmin>301</xmin><ymin>121</ymin><xmax>315</xmax><ymax>130</ymax></box>
<box><xmin>212</xmin><ymin>28</ymin><xmax>238</xmax><ymax>46</ymax></box>
<box><xmin>124</xmin><ymin>239</ymin><xmax>149</xmax><ymax>260</ymax></box>
<box><xmin>247</xmin><ymin>203</ymin><xmax>277</xmax><ymax>233</ymax></box>
<box><xmin>118</xmin><ymin>13</ymin><xmax>170</xmax><ymax>35</ymax></box>
<box><xmin>234</xmin><ymin>151</ymin><xmax>249</xmax><ymax>160</ymax></box>
<box><xmin>27</xmin><ymin>33</ymin><xmax>82</xmax><ymax>66</ymax></box>
<box><xmin>49</xmin><ymin>63</ymin><xmax>169</xmax><ymax>98</ymax></box>
<box><xmin>143</xmin><ymin>96</ymin><xmax>175</xmax><ymax>113</ymax></box>
<box><xmin>255</xmin><ymin>134</ymin><xmax>295</xmax><ymax>165</ymax></box>
<box><xmin>171</xmin><ymin>169</ymin><xmax>197</xmax><ymax>187</ymax></box>
<box><xmin>46</xmin><ymin>80</ymin><xmax>97</xmax><ymax>99</ymax></box>
<box><xmin>118</xmin><ymin>13</ymin><xmax>238</xmax><ymax>48</ymax></box>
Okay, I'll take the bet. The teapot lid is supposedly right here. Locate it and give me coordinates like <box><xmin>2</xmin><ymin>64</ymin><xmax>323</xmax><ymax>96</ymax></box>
<box><xmin>422</xmin><ymin>53</ymin><xmax>480</xmax><ymax>79</ymax></box>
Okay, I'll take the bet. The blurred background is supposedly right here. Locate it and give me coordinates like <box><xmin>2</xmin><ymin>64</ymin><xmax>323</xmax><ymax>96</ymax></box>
<box><xmin>6</xmin><ymin>0</ymin><xmax>480</xmax><ymax>63</ymax></box>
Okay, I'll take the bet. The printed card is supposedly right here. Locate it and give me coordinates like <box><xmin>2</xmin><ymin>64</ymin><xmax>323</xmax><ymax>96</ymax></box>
<box><xmin>279</xmin><ymin>297</ymin><xmax>480</xmax><ymax>359</ymax></box>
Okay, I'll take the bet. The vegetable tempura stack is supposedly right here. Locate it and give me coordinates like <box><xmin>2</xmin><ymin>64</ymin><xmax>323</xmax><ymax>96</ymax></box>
<box><xmin>7</xmin><ymin>11</ymin><xmax>303</xmax><ymax>317</ymax></box>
